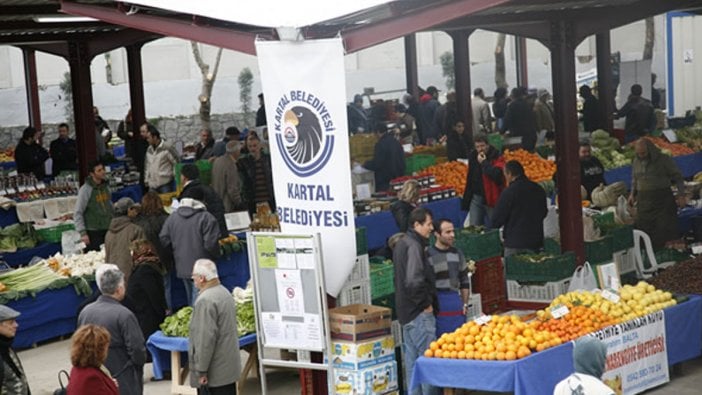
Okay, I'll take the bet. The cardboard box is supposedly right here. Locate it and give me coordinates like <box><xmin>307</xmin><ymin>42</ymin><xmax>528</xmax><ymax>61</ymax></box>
<box><xmin>333</xmin><ymin>361</ymin><xmax>398</xmax><ymax>395</ymax></box>
<box><xmin>330</xmin><ymin>304</ymin><xmax>392</xmax><ymax>342</ymax></box>
<box><xmin>329</xmin><ymin>335</ymin><xmax>395</xmax><ymax>370</ymax></box>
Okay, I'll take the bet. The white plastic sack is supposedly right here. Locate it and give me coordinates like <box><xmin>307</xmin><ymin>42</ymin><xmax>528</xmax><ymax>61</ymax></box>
<box><xmin>543</xmin><ymin>205</ymin><xmax>559</xmax><ymax>239</ymax></box>
<box><xmin>61</xmin><ymin>230</ymin><xmax>84</xmax><ymax>256</ymax></box>
<box><xmin>567</xmin><ymin>262</ymin><xmax>598</xmax><ymax>292</ymax></box>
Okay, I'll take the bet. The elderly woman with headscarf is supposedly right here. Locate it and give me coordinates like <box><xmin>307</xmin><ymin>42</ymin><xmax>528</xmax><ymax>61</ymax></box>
<box><xmin>126</xmin><ymin>239</ymin><xmax>167</xmax><ymax>341</ymax></box>
<box><xmin>553</xmin><ymin>336</ymin><xmax>615</xmax><ymax>395</ymax></box>
<box><xmin>104</xmin><ymin>197</ymin><xmax>145</xmax><ymax>283</ymax></box>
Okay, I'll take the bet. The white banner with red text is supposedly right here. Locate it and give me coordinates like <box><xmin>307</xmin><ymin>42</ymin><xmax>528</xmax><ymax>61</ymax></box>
<box><xmin>590</xmin><ymin>310</ymin><xmax>668</xmax><ymax>395</ymax></box>
<box><xmin>256</xmin><ymin>38</ymin><xmax>355</xmax><ymax>297</ymax></box>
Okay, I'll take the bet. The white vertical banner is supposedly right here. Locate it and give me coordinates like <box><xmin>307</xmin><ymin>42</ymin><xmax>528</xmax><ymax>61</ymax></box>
<box><xmin>256</xmin><ymin>38</ymin><xmax>355</xmax><ymax>297</ymax></box>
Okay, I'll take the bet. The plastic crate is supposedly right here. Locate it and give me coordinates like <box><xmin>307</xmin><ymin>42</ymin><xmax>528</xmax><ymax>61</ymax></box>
<box><xmin>36</xmin><ymin>223</ymin><xmax>75</xmax><ymax>243</ymax></box>
<box><xmin>348</xmin><ymin>254</ymin><xmax>370</xmax><ymax>282</ymax></box>
<box><xmin>455</xmin><ymin>229</ymin><xmax>502</xmax><ymax>261</ymax></box>
<box><xmin>585</xmin><ymin>236</ymin><xmax>614</xmax><ymax>264</ymax></box>
<box><xmin>370</xmin><ymin>262</ymin><xmax>394</xmax><ymax>298</ymax></box>
<box><xmin>613</xmin><ymin>250</ymin><xmax>636</xmax><ymax>274</ymax></box>
<box><xmin>506</xmin><ymin>251</ymin><xmax>576</xmax><ymax>282</ymax></box>
<box><xmin>404</xmin><ymin>154</ymin><xmax>436</xmax><ymax>175</ymax></box>
<box><xmin>356</xmin><ymin>227</ymin><xmax>368</xmax><ymax>255</ymax></box>
<box><xmin>592</xmin><ymin>212</ymin><xmax>615</xmax><ymax>229</ymax></box>
<box><xmin>487</xmin><ymin>133</ymin><xmax>503</xmax><ymax>151</ymax></box>
<box><xmin>544</xmin><ymin>237</ymin><xmax>561</xmax><ymax>254</ymax></box>
<box><xmin>471</xmin><ymin>256</ymin><xmax>506</xmax><ymax>313</ymax></box>
<box><xmin>466</xmin><ymin>293</ymin><xmax>483</xmax><ymax>320</ymax></box>
<box><xmin>372</xmin><ymin>295</ymin><xmax>397</xmax><ymax>321</ymax></box>
<box><xmin>337</xmin><ymin>281</ymin><xmax>372</xmax><ymax>306</ymax></box>
<box><xmin>600</xmin><ymin>224</ymin><xmax>634</xmax><ymax>252</ymax></box>
<box><xmin>506</xmin><ymin>277</ymin><xmax>571</xmax><ymax>303</ymax></box>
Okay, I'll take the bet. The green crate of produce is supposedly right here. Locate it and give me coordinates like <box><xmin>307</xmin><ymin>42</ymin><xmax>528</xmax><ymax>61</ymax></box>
<box><xmin>585</xmin><ymin>235</ymin><xmax>613</xmax><ymax>264</ymax></box>
<box><xmin>405</xmin><ymin>154</ymin><xmax>436</xmax><ymax>175</ymax></box>
<box><xmin>544</xmin><ymin>237</ymin><xmax>561</xmax><ymax>255</ymax></box>
<box><xmin>372</xmin><ymin>295</ymin><xmax>397</xmax><ymax>320</ymax></box>
<box><xmin>37</xmin><ymin>223</ymin><xmax>75</xmax><ymax>243</ymax></box>
<box><xmin>592</xmin><ymin>212</ymin><xmax>615</xmax><ymax>229</ymax></box>
<box><xmin>487</xmin><ymin>133</ymin><xmax>504</xmax><ymax>152</ymax></box>
<box><xmin>506</xmin><ymin>251</ymin><xmax>576</xmax><ymax>282</ymax></box>
<box><xmin>599</xmin><ymin>224</ymin><xmax>634</xmax><ymax>252</ymax></box>
<box><xmin>355</xmin><ymin>227</ymin><xmax>367</xmax><ymax>255</ymax></box>
<box><xmin>455</xmin><ymin>228</ymin><xmax>502</xmax><ymax>261</ymax></box>
<box><xmin>370</xmin><ymin>262</ymin><xmax>394</xmax><ymax>298</ymax></box>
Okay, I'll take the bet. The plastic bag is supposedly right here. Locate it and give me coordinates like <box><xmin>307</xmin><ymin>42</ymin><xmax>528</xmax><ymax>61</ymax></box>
<box><xmin>61</xmin><ymin>230</ymin><xmax>83</xmax><ymax>256</ymax></box>
<box><xmin>543</xmin><ymin>205</ymin><xmax>559</xmax><ymax>239</ymax></box>
<box><xmin>567</xmin><ymin>262</ymin><xmax>598</xmax><ymax>292</ymax></box>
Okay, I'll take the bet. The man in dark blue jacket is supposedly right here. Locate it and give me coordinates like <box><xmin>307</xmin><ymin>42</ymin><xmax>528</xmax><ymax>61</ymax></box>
<box><xmin>491</xmin><ymin>160</ymin><xmax>547</xmax><ymax>257</ymax></box>
<box><xmin>364</xmin><ymin>124</ymin><xmax>405</xmax><ymax>192</ymax></box>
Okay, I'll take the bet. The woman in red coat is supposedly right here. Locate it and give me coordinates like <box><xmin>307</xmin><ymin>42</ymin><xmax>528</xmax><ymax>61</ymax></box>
<box><xmin>67</xmin><ymin>324</ymin><xmax>119</xmax><ymax>395</ymax></box>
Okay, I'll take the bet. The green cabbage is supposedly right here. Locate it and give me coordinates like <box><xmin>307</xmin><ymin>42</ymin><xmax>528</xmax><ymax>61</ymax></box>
<box><xmin>160</xmin><ymin>306</ymin><xmax>193</xmax><ymax>337</ymax></box>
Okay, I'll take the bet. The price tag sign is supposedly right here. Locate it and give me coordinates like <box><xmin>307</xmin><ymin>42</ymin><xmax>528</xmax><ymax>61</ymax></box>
<box><xmin>27</xmin><ymin>185</ymin><xmax>36</xmax><ymax>192</ymax></box>
<box><xmin>36</xmin><ymin>182</ymin><xmax>46</xmax><ymax>190</ymax></box>
<box><xmin>6</xmin><ymin>187</ymin><xmax>16</xmax><ymax>195</ymax></box>
<box><xmin>17</xmin><ymin>186</ymin><xmax>26</xmax><ymax>193</ymax></box>
<box><xmin>550</xmin><ymin>304</ymin><xmax>570</xmax><ymax>319</ymax></box>
<box><xmin>473</xmin><ymin>314</ymin><xmax>492</xmax><ymax>326</ymax></box>
<box><xmin>602</xmin><ymin>289</ymin><xmax>621</xmax><ymax>303</ymax></box>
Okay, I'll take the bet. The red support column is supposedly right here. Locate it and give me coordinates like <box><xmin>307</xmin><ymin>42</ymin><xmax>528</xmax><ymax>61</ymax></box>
<box><xmin>404</xmin><ymin>34</ymin><xmax>419</xmax><ymax>98</ymax></box>
<box><xmin>596</xmin><ymin>32</ymin><xmax>615</xmax><ymax>132</ymax></box>
<box><xmin>515</xmin><ymin>36</ymin><xmax>529</xmax><ymax>88</ymax></box>
<box><xmin>22</xmin><ymin>48</ymin><xmax>42</xmax><ymax>134</ymax></box>
<box><xmin>68</xmin><ymin>41</ymin><xmax>96</xmax><ymax>182</ymax></box>
<box><xmin>549</xmin><ymin>21</ymin><xmax>585</xmax><ymax>264</ymax></box>
<box><xmin>451</xmin><ymin>30</ymin><xmax>473</xmax><ymax>135</ymax></box>
<box><xmin>126</xmin><ymin>43</ymin><xmax>146</xmax><ymax>129</ymax></box>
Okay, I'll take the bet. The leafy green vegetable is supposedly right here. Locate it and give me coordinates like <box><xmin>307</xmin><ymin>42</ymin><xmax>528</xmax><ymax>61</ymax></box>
<box><xmin>160</xmin><ymin>307</ymin><xmax>193</xmax><ymax>337</ymax></box>
<box><xmin>233</xmin><ymin>283</ymin><xmax>255</xmax><ymax>336</ymax></box>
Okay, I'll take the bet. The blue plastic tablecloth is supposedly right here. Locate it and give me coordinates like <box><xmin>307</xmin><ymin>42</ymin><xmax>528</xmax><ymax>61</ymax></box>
<box><xmin>112</xmin><ymin>185</ymin><xmax>143</xmax><ymax>204</ymax></box>
<box><xmin>0</xmin><ymin>161</ymin><xmax>16</xmax><ymax>170</ymax></box>
<box><xmin>412</xmin><ymin>295</ymin><xmax>702</xmax><ymax>393</ymax></box>
<box><xmin>146</xmin><ymin>330</ymin><xmax>257</xmax><ymax>380</ymax></box>
<box><xmin>0</xmin><ymin>207</ymin><xmax>19</xmax><ymax>228</ymax></box>
<box><xmin>169</xmin><ymin>241</ymin><xmax>250</xmax><ymax>310</ymax></box>
<box><xmin>9</xmin><ymin>284</ymin><xmax>93</xmax><ymax>349</ymax></box>
<box><xmin>678</xmin><ymin>206</ymin><xmax>702</xmax><ymax>234</ymax></box>
<box><xmin>1</xmin><ymin>242</ymin><xmax>61</xmax><ymax>267</ymax></box>
<box><xmin>604</xmin><ymin>152</ymin><xmax>702</xmax><ymax>189</ymax></box>
<box><xmin>355</xmin><ymin>197</ymin><xmax>466</xmax><ymax>252</ymax></box>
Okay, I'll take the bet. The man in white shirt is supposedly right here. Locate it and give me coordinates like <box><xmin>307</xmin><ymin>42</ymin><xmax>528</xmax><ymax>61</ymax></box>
<box><xmin>141</xmin><ymin>123</ymin><xmax>179</xmax><ymax>193</ymax></box>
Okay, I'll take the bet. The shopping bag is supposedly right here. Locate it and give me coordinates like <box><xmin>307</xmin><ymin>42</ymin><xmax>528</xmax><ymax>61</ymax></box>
<box><xmin>567</xmin><ymin>262</ymin><xmax>598</xmax><ymax>292</ymax></box>
<box><xmin>61</xmin><ymin>230</ymin><xmax>84</xmax><ymax>256</ymax></box>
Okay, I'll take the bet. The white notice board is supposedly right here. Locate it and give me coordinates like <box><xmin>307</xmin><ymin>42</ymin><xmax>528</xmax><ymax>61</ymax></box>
<box><xmin>247</xmin><ymin>232</ymin><xmax>334</xmax><ymax>394</ymax></box>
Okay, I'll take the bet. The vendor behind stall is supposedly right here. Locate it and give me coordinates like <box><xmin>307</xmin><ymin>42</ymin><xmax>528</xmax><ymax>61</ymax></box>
<box><xmin>579</xmin><ymin>141</ymin><xmax>606</xmax><ymax>199</ymax></box>
<box><xmin>628</xmin><ymin>138</ymin><xmax>686</xmax><ymax>249</ymax></box>
<box><xmin>363</xmin><ymin>123</ymin><xmax>405</xmax><ymax>192</ymax></box>
<box><xmin>428</xmin><ymin>218</ymin><xmax>471</xmax><ymax>336</ymax></box>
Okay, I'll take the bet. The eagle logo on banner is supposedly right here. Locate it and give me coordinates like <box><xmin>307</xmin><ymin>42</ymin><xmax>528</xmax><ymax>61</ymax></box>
<box><xmin>275</xmin><ymin>92</ymin><xmax>335</xmax><ymax>177</ymax></box>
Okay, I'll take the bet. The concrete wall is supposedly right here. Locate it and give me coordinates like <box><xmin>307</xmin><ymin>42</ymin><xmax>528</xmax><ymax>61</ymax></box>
<box><xmin>0</xmin><ymin>16</ymin><xmax>668</xmax><ymax>127</ymax></box>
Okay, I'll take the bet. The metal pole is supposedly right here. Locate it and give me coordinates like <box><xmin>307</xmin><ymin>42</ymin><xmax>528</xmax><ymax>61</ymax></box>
<box><xmin>404</xmin><ymin>34</ymin><xmax>419</xmax><ymax>98</ymax></box>
<box><xmin>596</xmin><ymin>31</ymin><xmax>615</xmax><ymax>132</ymax></box>
<box><xmin>67</xmin><ymin>41</ymin><xmax>96</xmax><ymax>183</ymax></box>
<box><xmin>452</xmin><ymin>30</ymin><xmax>473</xmax><ymax>136</ymax></box>
<box><xmin>22</xmin><ymin>48</ymin><xmax>42</xmax><ymax>134</ymax></box>
<box><xmin>515</xmin><ymin>36</ymin><xmax>529</xmax><ymax>88</ymax></box>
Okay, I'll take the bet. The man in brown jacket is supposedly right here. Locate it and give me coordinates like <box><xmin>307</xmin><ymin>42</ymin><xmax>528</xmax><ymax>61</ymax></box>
<box><xmin>211</xmin><ymin>141</ymin><xmax>243</xmax><ymax>213</ymax></box>
<box><xmin>105</xmin><ymin>197</ymin><xmax>145</xmax><ymax>283</ymax></box>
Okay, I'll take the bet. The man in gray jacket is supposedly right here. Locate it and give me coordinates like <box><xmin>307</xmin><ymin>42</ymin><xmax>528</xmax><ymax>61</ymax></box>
<box><xmin>160</xmin><ymin>190</ymin><xmax>220</xmax><ymax>306</ymax></box>
<box><xmin>393</xmin><ymin>207</ymin><xmax>439</xmax><ymax>395</ymax></box>
<box><xmin>78</xmin><ymin>264</ymin><xmax>146</xmax><ymax>395</ymax></box>
<box><xmin>189</xmin><ymin>259</ymin><xmax>241</xmax><ymax>394</ymax></box>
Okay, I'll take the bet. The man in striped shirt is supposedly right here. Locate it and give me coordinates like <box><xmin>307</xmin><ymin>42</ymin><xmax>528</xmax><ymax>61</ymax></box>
<box><xmin>427</xmin><ymin>218</ymin><xmax>471</xmax><ymax>336</ymax></box>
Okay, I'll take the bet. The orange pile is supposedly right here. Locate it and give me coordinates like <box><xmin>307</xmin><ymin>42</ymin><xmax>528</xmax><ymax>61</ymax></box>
<box><xmin>418</xmin><ymin>161</ymin><xmax>469</xmax><ymax>196</ymax></box>
<box><xmin>642</xmin><ymin>136</ymin><xmax>695</xmax><ymax>156</ymax></box>
<box><xmin>533</xmin><ymin>305</ymin><xmax>618</xmax><ymax>342</ymax></box>
<box><xmin>423</xmin><ymin>315</ymin><xmax>562</xmax><ymax>361</ymax></box>
<box><xmin>503</xmin><ymin>149</ymin><xmax>557</xmax><ymax>183</ymax></box>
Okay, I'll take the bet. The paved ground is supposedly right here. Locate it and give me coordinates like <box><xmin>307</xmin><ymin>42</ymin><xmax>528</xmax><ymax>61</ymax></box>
<box><xmin>17</xmin><ymin>337</ymin><xmax>702</xmax><ymax>394</ymax></box>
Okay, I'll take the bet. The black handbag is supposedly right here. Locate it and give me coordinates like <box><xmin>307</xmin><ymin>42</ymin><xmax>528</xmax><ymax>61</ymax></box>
<box><xmin>53</xmin><ymin>370</ymin><xmax>70</xmax><ymax>395</ymax></box>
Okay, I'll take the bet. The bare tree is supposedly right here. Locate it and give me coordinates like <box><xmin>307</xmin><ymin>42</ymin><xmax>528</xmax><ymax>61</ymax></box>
<box><xmin>439</xmin><ymin>51</ymin><xmax>455</xmax><ymax>91</ymax></box>
<box><xmin>643</xmin><ymin>17</ymin><xmax>654</xmax><ymax>60</ymax></box>
<box><xmin>495</xmin><ymin>33</ymin><xmax>508</xmax><ymax>89</ymax></box>
<box><xmin>191</xmin><ymin>42</ymin><xmax>223</xmax><ymax>130</ymax></box>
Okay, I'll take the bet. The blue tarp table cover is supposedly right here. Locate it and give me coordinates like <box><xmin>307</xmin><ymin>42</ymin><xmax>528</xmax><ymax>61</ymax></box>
<box><xmin>112</xmin><ymin>184</ymin><xmax>143</xmax><ymax>204</ymax></box>
<box><xmin>146</xmin><ymin>330</ymin><xmax>257</xmax><ymax>380</ymax></box>
<box><xmin>412</xmin><ymin>295</ymin><xmax>702</xmax><ymax>394</ymax></box>
<box><xmin>0</xmin><ymin>207</ymin><xmax>19</xmax><ymax>228</ymax></box>
<box><xmin>0</xmin><ymin>161</ymin><xmax>16</xmax><ymax>170</ymax></box>
<box><xmin>604</xmin><ymin>152</ymin><xmax>702</xmax><ymax>189</ymax></box>
<box><xmin>355</xmin><ymin>197</ymin><xmax>466</xmax><ymax>252</ymax></box>
<box><xmin>1</xmin><ymin>242</ymin><xmax>61</xmax><ymax>267</ymax></box>
<box><xmin>678</xmin><ymin>206</ymin><xmax>702</xmax><ymax>234</ymax></box>
<box><xmin>9</xmin><ymin>284</ymin><xmax>92</xmax><ymax>349</ymax></box>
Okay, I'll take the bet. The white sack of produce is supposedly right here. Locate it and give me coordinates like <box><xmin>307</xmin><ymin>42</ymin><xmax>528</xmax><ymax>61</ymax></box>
<box><xmin>591</xmin><ymin>182</ymin><xmax>627</xmax><ymax>208</ymax></box>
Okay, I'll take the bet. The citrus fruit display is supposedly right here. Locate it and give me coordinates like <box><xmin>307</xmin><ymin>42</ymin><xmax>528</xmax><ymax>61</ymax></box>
<box><xmin>423</xmin><ymin>314</ymin><xmax>562</xmax><ymax>360</ymax></box>
<box><xmin>502</xmin><ymin>148</ymin><xmax>557</xmax><ymax>183</ymax></box>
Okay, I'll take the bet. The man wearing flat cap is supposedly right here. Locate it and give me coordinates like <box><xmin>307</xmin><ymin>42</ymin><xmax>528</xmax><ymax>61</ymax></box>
<box><xmin>105</xmin><ymin>197</ymin><xmax>145</xmax><ymax>283</ymax></box>
<box><xmin>0</xmin><ymin>305</ymin><xmax>30</xmax><ymax>394</ymax></box>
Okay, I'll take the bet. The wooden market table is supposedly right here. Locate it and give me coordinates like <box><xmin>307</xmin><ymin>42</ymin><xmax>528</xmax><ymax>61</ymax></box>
<box><xmin>146</xmin><ymin>331</ymin><xmax>258</xmax><ymax>395</ymax></box>
<box><xmin>411</xmin><ymin>295</ymin><xmax>702</xmax><ymax>394</ymax></box>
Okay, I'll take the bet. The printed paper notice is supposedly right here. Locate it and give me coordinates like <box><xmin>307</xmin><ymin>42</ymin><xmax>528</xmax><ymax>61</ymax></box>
<box><xmin>260</xmin><ymin>312</ymin><xmax>324</xmax><ymax>351</ymax></box>
<box><xmin>294</xmin><ymin>238</ymin><xmax>316</xmax><ymax>269</ymax></box>
<box><xmin>256</xmin><ymin>236</ymin><xmax>278</xmax><ymax>268</ymax></box>
<box><xmin>275</xmin><ymin>238</ymin><xmax>297</xmax><ymax>269</ymax></box>
<box><xmin>275</xmin><ymin>269</ymin><xmax>304</xmax><ymax>315</ymax></box>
